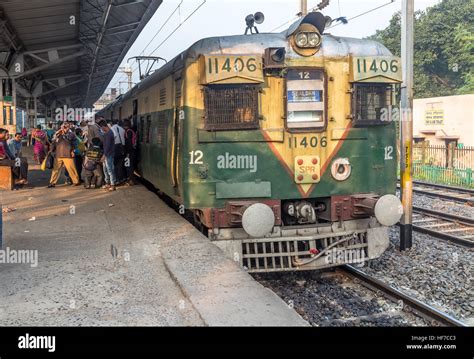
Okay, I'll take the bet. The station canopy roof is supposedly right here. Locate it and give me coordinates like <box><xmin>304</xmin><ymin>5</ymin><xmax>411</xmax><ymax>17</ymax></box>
<box><xmin>0</xmin><ymin>0</ymin><xmax>162</xmax><ymax>109</ymax></box>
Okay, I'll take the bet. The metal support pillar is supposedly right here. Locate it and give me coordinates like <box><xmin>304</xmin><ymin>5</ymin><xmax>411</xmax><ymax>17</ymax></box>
<box><xmin>12</xmin><ymin>79</ymin><xmax>17</xmax><ymax>133</ymax></box>
<box><xmin>0</xmin><ymin>79</ymin><xmax>3</xmax><ymax>127</ymax></box>
<box><xmin>34</xmin><ymin>97</ymin><xmax>38</xmax><ymax>128</ymax></box>
<box><xmin>400</xmin><ymin>0</ymin><xmax>414</xmax><ymax>250</ymax></box>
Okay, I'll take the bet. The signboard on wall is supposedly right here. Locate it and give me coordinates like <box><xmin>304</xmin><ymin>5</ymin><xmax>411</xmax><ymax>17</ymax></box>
<box><xmin>425</xmin><ymin>109</ymin><xmax>444</xmax><ymax>125</ymax></box>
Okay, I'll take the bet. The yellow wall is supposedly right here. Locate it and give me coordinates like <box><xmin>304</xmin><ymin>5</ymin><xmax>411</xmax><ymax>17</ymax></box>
<box><xmin>413</xmin><ymin>94</ymin><xmax>474</xmax><ymax>146</ymax></box>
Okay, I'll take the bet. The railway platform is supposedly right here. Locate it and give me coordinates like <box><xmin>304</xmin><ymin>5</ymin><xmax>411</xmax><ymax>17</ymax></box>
<box><xmin>0</xmin><ymin>149</ymin><xmax>307</xmax><ymax>326</ymax></box>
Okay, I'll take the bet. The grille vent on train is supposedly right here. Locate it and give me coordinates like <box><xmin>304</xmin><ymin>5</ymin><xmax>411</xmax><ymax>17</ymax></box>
<box><xmin>157</xmin><ymin>113</ymin><xmax>167</xmax><ymax>146</ymax></box>
<box><xmin>204</xmin><ymin>85</ymin><xmax>260</xmax><ymax>131</ymax></box>
<box><xmin>159</xmin><ymin>88</ymin><xmax>167</xmax><ymax>106</ymax></box>
<box><xmin>242</xmin><ymin>232</ymin><xmax>368</xmax><ymax>273</ymax></box>
<box><xmin>352</xmin><ymin>84</ymin><xmax>393</xmax><ymax>123</ymax></box>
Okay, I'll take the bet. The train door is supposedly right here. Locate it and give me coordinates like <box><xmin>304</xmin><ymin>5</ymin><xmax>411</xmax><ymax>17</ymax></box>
<box><xmin>171</xmin><ymin>76</ymin><xmax>183</xmax><ymax>196</ymax></box>
<box><xmin>137</xmin><ymin>115</ymin><xmax>144</xmax><ymax>173</ymax></box>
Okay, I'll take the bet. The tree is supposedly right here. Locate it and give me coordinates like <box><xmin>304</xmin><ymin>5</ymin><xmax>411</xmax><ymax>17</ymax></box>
<box><xmin>369</xmin><ymin>0</ymin><xmax>473</xmax><ymax>98</ymax></box>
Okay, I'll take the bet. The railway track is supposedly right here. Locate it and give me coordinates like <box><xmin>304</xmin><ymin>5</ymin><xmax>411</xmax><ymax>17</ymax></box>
<box><xmin>412</xmin><ymin>206</ymin><xmax>474</xmax><ymax>248</ymax></box>
<box><xmin>147</xmin><ymin>174</ymin><xmax>472</xmax><ymax>325</ymax></box>
<box><xmin>397</xmin><ymin>180</ymin><xmax>474</xmax><ymax>205</ymax></box>
<box><xmin>341</xmin><ymin>265</ymin><xmax>467</xmax><ymax>327</ymax></box>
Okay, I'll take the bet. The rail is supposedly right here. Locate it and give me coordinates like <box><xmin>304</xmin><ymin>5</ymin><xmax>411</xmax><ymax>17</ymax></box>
<box><xmin>397</xmin><ymin>180</ymin><xmax>474</xmax><ymax>205</ymax></box>
<box><xmin>412</xmin><ymin>206</ymin><xmax>474</xmax><ymax>248</ymax></box>
<box><xmin>342</xmin><ymin>265</ymin><xmax>467</xmax><ymax>327</ymax></box>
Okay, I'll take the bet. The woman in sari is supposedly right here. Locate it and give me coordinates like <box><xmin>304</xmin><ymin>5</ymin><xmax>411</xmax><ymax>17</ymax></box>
<box><xmin>32</xmin><ymin>125</ymin><xmax>48</xmax><ymax>164</ymax></box>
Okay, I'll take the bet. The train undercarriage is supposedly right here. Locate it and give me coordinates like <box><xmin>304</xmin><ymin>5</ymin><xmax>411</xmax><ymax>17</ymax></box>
<box><xmin>193</xmin><ymin>194</ymin><xmax>402</xmax><ymax>272</ymax></box>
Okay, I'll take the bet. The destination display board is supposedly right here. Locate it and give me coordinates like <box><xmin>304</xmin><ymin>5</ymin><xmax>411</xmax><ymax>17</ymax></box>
<box><xmin>288</xmin><ymin>90</ymin><xmax>322</xmax><ymax>103</ymax></box>
<box><xmin>286</xmin><ymin>69</ymin><xmax>325</xmax><ymax>129</ymax></box>
<box><xmin>200</xmin><ymin>55</ymin><xmax>264</xmax><ymax>84</ymax></box>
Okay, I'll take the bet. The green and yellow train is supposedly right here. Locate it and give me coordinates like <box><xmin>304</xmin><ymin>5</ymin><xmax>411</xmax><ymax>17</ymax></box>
<box><xmin>98</xmin><ymin>12</ymin><xmax>403</xmax><ymax>272</ymax></box>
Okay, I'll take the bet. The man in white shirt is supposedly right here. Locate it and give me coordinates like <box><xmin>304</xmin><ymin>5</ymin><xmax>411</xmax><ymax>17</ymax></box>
<box><xmin>111</xmin><ymin>121</ymin><xmax>125</xmax><ymax>146</ymax></box>
<box><xmin>111</xmin><ymin>120</ymin><xmax>126</xmax><ymax>184</ymax></box>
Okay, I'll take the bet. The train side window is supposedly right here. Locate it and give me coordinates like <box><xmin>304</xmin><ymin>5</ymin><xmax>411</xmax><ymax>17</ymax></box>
<box><xmin>139</xmin><ymin>117</ymin><xmax>145</xmax><ymax>143</ymax></box>
<box><xmin>145</xmin><ymin>116</ymin><xmax>151</xmax><ymax>144</ymax></box>
<box><xmin>352</xmin><ymin>83</ymin><xmax>394</xmax><ymax>126</ymax></box>
<box><xmin>286</xmin><ymin>69</ymin><xmax>326</xmax><ymax>130</ymax></box>
<box><xmin>132</xmin><ymin>100</ymin><xmax>138</xmax><ymax>129</ymax></box>
<box><xmin>203</xmin><ymin>85</ymin><xmax>260</xmax><ymax>131</ymax></box>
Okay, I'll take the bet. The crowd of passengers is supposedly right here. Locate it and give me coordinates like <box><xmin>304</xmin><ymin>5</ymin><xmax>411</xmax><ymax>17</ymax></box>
<box><xmin>0</xmin><ymin>117</ymin><xmax>137</xmax><ymax>192</ymax></box>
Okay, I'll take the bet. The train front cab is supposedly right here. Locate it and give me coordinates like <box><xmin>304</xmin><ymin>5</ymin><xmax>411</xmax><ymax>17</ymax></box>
<box><xmin>181</xmin><ymin>13</ymin><xmax>404</xmax><ymax>273</ymax></box>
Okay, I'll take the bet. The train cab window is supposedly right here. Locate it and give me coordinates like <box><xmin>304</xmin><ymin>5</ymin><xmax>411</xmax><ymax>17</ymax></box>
<box><xmin>352</xmin><ymin>83</ymin><xmax>394</xmax><ymax>125</ymax></box>
<box><xmin>286</xmin><ymin>69</ymin><xmax>325</xmax><ymax>130</ymax></box>
<box><xmin>203</xmin><ymin>85</ymin><xmax>260</xmax><ymax>131</ymax></box>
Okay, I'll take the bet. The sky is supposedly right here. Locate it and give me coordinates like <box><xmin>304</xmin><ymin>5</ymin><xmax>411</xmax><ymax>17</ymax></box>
<box><xmin>107</xmin><ymin>0</ymin><xmax>441</xmax><ymax>93</ymax></box>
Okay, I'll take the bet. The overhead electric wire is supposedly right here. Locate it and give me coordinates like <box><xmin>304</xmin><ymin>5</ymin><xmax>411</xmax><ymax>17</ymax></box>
<box><xmin>328</xmin><ymin>0</ymin><xmax>396</xmax><ymax>29</ymax></box>
<box><xmin>139</xmin><ymin>0</ymin><xmax>184</xmax><ymax>57</ymax></box>
<box><xmin>148</xmin><ymin>0</ymin><xmax>207</xmax><ymax>56</ymax></box>
<box><xmin>110</xmin><ymin>1</ymin><xmax>184</xmax><ymax>91</ymax></box>
<box><xmin>270</xmin><ymin>1</ymin><xmax>323</xmax><ymax>33</ymax></box>
<box><xmin>271</xmin><ymin>0</ymin><xmax>397</xmax><ymax>33</ymax></box>
<box><xmin>110</xmin><ymin>0</ymin><xmax>206</xmax><ymax>93</ymax></box>
<box><xmin>107</xmin><ymin>0</ymin><xmax>396</xmax><ymax>96</ymax></box>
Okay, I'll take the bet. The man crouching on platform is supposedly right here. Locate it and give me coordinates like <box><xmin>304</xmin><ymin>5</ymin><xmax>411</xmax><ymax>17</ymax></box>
<box><xmin>82</xmin><ymin>137</ymin><xmax>104</xmax><ymax>189</ymax></box>
<box><xmin>47</xmin><ymin>123</ymin><xmax>80</xmax><ymax>188</ymax></box>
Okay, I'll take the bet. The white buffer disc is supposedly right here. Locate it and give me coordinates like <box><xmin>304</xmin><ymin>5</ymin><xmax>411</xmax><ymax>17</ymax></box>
<box><xmin>242</xmin><ymin>203</ymin><xmax>275</xmax><ymax>238</ymax></box>
<box><xmin>374</xmin><ymin>195</ymin><xmax>404</xmax><ymax>226</ymax></box>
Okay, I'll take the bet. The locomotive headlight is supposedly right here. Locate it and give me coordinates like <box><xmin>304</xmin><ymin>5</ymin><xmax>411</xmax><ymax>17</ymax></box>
<box><xmin>295</xmin><ymin>32</ymin><xmax>309</xmax><ymax>47</ymax></box>
<box><xmin>331</xmin><ymin>158</ymin><xmax>352</xmax><ymax>181</ymax></box>
<box><xmin>290</xmin><ymin>24</ymin><xmax>321</xmax><ymax>56</ymax></box>
<box><xmin>308</xmin><ymin>32</ymin><xmax>322</xmax><ymax>47</ymax></box>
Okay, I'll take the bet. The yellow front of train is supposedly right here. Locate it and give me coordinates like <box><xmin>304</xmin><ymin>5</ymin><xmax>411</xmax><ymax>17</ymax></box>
<box><xmin>182</xmin><ymin>12</ymin><xmax>403</xmax><ymax>272</ymax></box>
